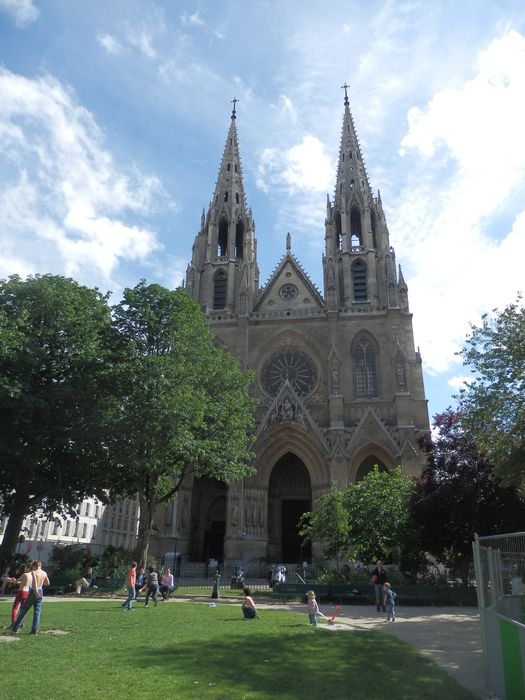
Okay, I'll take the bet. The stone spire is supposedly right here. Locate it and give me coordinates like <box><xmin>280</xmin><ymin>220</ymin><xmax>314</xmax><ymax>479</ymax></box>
<box><xmin>185</xmin><ymin>101</ymin><xmax>259</xmax><ymax>317</ymax></box>
<box><xmin>210</xmin><ymin>98</ymin><xmax>247</xmax><ymax>220</ymax></box>
<box><xmin>334</xmin><ymin>83</ymin><xmax>372</xmax><ymax>205</ymax></box>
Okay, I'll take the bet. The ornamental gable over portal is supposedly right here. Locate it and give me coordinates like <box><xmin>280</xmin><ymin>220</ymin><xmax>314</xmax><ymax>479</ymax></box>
<box><xmin>167</xmin><ymin>88</ymin><xmax>430</xmax><ymax>565</ymax></box>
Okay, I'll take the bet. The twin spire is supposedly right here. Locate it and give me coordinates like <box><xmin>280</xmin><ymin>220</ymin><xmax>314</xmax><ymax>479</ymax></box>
<box><xmin>215</xmin><ymin>86</ymin><xmax>371</xmax><ymax>217</ymax></box>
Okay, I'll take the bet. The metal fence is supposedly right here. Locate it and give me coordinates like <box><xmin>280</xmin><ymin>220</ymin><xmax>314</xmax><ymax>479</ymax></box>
<box><xmin>473</xmin><ymin>532</ymin><xmax>525</xmax><ymax>699</ymax></box>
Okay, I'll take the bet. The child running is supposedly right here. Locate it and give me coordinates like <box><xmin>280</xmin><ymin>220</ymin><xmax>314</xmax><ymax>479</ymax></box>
<box><xmin>383</xmin><ymin>582</ymin><xmax>396</xmax><ymax>622</ymax></box>
<box><xmin>307</xmin><ymin>590</ymin><xmax>320</xmax><ymax>626</ymax></box>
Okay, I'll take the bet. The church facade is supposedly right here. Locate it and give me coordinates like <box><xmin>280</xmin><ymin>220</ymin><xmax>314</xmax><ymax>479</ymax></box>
<box><xmin>172</xmin><ymin>92</ymin><xmax>429</xmax><ymax>566</ymax></box>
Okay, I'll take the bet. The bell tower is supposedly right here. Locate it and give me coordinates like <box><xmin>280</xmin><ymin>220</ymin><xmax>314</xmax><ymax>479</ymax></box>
<box><xmin>323</xmin><ymin>84</ymin><xmax>399</xmax><ymax>311</ymax></box>
<box><xmin>185</xmin><ymin>99</ymin><xmax>259</xmax><ymax>317</ymax></box>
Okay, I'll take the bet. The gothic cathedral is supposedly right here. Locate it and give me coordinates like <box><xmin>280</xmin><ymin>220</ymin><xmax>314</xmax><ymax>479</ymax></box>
<box><xmin>178</xmin><ymin>91</ymin><xmax>429</xmax><ymax>566</ymax></box>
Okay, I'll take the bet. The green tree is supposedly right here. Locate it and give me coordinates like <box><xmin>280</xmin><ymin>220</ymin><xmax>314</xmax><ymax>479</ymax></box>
<box><xmin>410</xmin><ymin>409</ymin><xmax>525</xmax><ymax>584</ymax></box>
<box><xmin>0</xmin><ymin>275</ymin><xmax>117</xmax><ymax>566</ymax></box>
<box><xmin>110</xmin><ymin>281</ymin><xmax>256</xmax><ymax>566</ymax></box>
<box><xmin>299</xmin><ymin>488</ymin><xmax>351</xmax><ymax>572</ymax></box>
<box><xmin>344</xmin><ymin>467</ymin><xmax>414</xmax><ymax>563</ymax></box>
<box><xmin>458</xmin><ymin>296</ymin><xmax>525</xmax><ymax>486</ymax></box>
<box><xmin>300</xmin><ymin>467</ymin><xmax>413</xmax><ymax>567</ymax></box>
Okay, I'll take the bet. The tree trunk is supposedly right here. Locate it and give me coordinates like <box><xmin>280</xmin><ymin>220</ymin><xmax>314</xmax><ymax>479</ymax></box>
<box><xmin>135</xmin><ymin>493</ymin><xmax>156</xmax><ymax>568</ymax></box>
<box><xmin>0</xmin><ymin>489</ymin><xmax>31</xmax><ymax>567</ymax></box>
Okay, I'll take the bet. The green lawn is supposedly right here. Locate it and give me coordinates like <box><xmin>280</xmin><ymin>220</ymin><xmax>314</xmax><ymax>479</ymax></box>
<box><xmin>0</xmin><ymin>599</ymin><xmax>475</xmax><ymax>700</ymax></box>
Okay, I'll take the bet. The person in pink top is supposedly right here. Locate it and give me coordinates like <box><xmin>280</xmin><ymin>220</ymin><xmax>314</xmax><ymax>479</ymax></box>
<box><xmin>160</xmin><ymin>569</ymin><xmax>175</xmax><ymax>600</ymax></box>
<box><xmin>122</xmin><ymin>562</ymin><xmax>137</xmax><ymax>610</ymax></box>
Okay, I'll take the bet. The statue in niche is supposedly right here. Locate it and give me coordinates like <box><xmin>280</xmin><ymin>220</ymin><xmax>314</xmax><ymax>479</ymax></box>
<box><xmin>180</xmin><ymin>494</ymin><xmax>189</xmax><ymax>534</ymax></box>
<box><xmin>245</xmin><ymin>495</ymin><xmax>251</xmax><ymax>530</ymax></box>
<box><xmin>395</xmin><ymin>356</ymin><xmax>407</xmax><ymax>389</ymax></box>
<box><xmin>258</xmin><ymin>494</ymin><xmax>264</xmax><ymax>529</ymax></box>
<box><xmin>331</xmin><ymin>363</ymin><xmax>341</xmax><ymax>394</ymax></box>
<box><xmin>251</xmin><ymin>495</ymin><xmax>257</xmax><ymax>533</ymax></box>
<box><xmin>231</xmin><ymin>495</ymin><xmax>239</xmax><ymax>527</ymax></box>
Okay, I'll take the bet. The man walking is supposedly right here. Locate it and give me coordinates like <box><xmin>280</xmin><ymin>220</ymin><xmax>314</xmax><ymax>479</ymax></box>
<box><xmin>122</xmin><ymin>562</ymin><xmax>137</xmax><ymax>610</ymax></box>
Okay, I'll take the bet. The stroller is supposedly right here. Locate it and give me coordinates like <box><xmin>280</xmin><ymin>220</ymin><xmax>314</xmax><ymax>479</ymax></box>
<box><xmin>230</xmin><ymin>567</ymin><xmax>246</xmax><ymax>589</ymax></box>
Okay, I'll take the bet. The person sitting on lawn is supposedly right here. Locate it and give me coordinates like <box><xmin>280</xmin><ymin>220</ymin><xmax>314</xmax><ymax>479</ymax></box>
<box><xmin>75</xmin><ymin>566</ymin><xmax>98</xmax><ymax>595</ymax></box>
<box><xmin>160</xmin><ymin>569</ymin><xmax>175</xmax><ymax>600</ymax></box>
<box><xmin>242</xmin><ymin>587</ymin><xmax>258</xmax><ymax>620</ymax></box>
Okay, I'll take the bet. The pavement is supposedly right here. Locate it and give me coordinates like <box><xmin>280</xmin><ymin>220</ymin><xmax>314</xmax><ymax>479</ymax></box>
<box><xmin>1</xmin><ymin>595</ymin><xmax>487</xmax><ymax>698</ymax></box>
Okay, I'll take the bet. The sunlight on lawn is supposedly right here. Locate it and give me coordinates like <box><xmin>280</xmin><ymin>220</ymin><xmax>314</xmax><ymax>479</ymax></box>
<box><xmin>0</xmin><ymin>600</ymin><xmax>475</xmax><ymax>700</ymax></box>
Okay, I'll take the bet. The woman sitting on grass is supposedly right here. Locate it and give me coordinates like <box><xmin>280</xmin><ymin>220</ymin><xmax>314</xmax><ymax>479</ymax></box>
<box><xmin>242</xmin><ymin>587</ymin><xmax>258</xmax><ymax>620</ymax></box>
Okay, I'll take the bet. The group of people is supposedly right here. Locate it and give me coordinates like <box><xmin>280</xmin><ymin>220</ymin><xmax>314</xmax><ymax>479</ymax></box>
<box><xmin>122</xmin><ymin>562</ymin><xmax>175</xmax><ymax>610</ymax></box>
<box><xmin>1</xmin><ymin>560</ymin><xmax>50</xmax><ymax>634</ymax></box>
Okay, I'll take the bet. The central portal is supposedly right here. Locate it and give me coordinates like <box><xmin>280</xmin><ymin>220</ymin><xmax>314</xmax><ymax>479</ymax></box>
<box><xmin>268</xmin><ymin>452</ymin><xmax>312</xmax><ymax>563</ymax></box>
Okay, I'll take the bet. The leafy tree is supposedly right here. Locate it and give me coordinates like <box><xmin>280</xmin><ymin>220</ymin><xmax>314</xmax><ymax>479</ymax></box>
<box><xmin>299</xmin><ymin>488</ymin><xmax>351</xmax><ymax>571</ymax></box>
<box><xmin>98</xmin><ymin>545</ymin><xmax>135</xmax><ymax>577</ymax></box>
<box><xmin>47</xmin><ymin>544</ymin><xmax>98</xmax><ymax>574</ymax></box>
<box><xmin>0</xmin><ymin>275</ymin><xmax>118</xmax><ymax>566</ymax></box>
<box><xmin>300</xmin><ymin>467</ymin><xmax>413</xmax><ymax>567</ymax></box>
<box><xmin>458</xmin><ymin>296</ymin><xmax>525</xmax><ymax>486</ymax></box>
<box><xmin>410</xmin><ymin>409</ymin><xmax>525</xmax><ymax>584</ymax></box>
<box><xmin>344</xmin><ymin>467</ymin><xmax>414</xmax><ymax>564</ymax></box>
<box><xmin>109</xmin><ymin>281</ymin><xmax>256</xmax><ymax>566</ymax></box>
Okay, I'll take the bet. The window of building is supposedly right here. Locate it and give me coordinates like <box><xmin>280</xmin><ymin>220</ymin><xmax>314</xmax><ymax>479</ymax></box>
<box><xmin>218</xmin><ymin>218</ymin><xmax>228</xmax><ymax>256</ymax></box>
<box><xmin>213</xmin><ymin>270</ymin><xmax>227</xmax><ymax>310</ymax></box>
<box><xmin>354</xmin><ymin>336</ymin><xmax>378</xmax><ymax>397</ymax></box>
<box><xmin>350</xmin><ymin>207</ymin><xmax>362</xmax><ymax>245</ymax></box>
<box><xmin>334</xmin><ymin>211</ymin><xmax>342</xmax><ymax>251</ymax></box>
<box><xmin>224</xmin><ymin>191</ymin><xmax>228</xmax><ymax>202</ymax></box>
<box><xmin>235</xmin><ymin>220</ymin><xmax>244</xmax><ymax>259</ymax></box>
<box><xmin>352</xmin><ymin>260</ymin><xmax>367</xmax><ymax>301</ymax></box>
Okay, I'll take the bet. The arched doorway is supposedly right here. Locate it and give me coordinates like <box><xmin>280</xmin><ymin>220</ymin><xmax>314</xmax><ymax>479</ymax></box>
<box><xmin>355</xmin><ymin>455</ymin><xmax>389</xmax><ymax>482</ymax></box>
<box><xmin>268</xmin><ymin>452</ymin><xmax>312</xmax><ymax>563</ymax></box>
<box><xmin>189</xmin><ymin>477</ymin><xmax>227</xmax><ymax>561</ymax></box>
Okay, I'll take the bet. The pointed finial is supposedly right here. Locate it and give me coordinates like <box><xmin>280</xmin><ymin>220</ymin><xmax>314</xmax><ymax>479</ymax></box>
<box><xmin>341</xmin><ymin>83</ymin><xmax>350</xmax><ymax>107</ymax></box>
<box><xmin>286</xmin><ymin>232</ymin><xmax>291</xmax><ymax>252</ymax></box>
<box><xmin>231</xmin><ymin>97</ymin><xmax>239</xmax><ymax>119</ymax></box>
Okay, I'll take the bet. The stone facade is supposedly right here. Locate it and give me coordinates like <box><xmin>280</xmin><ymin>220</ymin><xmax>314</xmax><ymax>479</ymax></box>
<box><xmin>173</xmin><ymin>93</ymin><xmax>430</xmax><ymax>565</ymax></box>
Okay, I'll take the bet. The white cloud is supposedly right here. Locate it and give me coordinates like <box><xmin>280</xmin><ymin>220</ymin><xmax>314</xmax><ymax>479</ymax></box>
<box><xmin>97</xmin><ymin>32</ymin><xmax>123</xmax><ymax>56</ymax></box>
<box><xmin>392</xmin><ymin>31</ymin><xmax>525</xmax><ymax>375</ymax></box>
<box><xmin>0</xmin><ymin>68</ymin><xmax>167</xmax><ymax>287</ymax></box>
<box><xmin>124</xmin><ymin>22</ymin><xmax>157</xmax><ymax>59</ymax></box>
<box><xmin>0</xmin><ymin>0</ymin><xmax>39</xmax><ymax>26</ymax></box>
<box><xmin>257</xmin><ymin>134</ymin><xmax>333</xmax><ymax>195</ymax></box>
<box><xmin>447</xmin><ymin>375</ymin><xmax>472</xmax><ymax>391</ymax></box>
<box><xmin>180</xmin><ymin>10</ymin><xmax>204</xmax><ymax>27</ymax></box>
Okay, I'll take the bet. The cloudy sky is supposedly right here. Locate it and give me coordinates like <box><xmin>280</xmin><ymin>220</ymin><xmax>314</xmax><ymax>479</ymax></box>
<box><xmin>1</xmin><ymin>0</ymin><xmax>524</xmax><ymax>421</ymax></box>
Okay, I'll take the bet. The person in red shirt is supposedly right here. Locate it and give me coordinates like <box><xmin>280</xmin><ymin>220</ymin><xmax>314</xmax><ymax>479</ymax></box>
<box><xmin>122</xmin><ymin>562</ymin><xmax>137</xmax><ymax>610</ymax></box>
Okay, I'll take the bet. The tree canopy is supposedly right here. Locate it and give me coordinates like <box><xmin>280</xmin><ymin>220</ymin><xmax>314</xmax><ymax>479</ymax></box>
<box><xmin>0</xmin><ymin>274</ymin><xmax>117</xmax><ymax>565</ymax></box>
<box><xmin>109</xmin><ymin>281</ymin><xmax>256</xmax><ymax>565</ymax></box>
<box><xmin>300</xmin><ymin>467</ymin><xmax>413</xmax><ymax>566</ymax></box>
<box><xmin>410</xmin><ymin>409</ymin><xmax>525</xmax><ymax>583</ymax></box>
<box><xmin>458</xmin><ymin>296</ymin><xmax>525</xmax><ymax>487</ymax></box>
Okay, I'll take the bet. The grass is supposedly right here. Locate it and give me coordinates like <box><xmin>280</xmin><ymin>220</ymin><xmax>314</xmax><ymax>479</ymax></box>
<box><xmin>0</xmin><ymin>599</ymin><xmax>475</xmax><ymax>700</ymax></box>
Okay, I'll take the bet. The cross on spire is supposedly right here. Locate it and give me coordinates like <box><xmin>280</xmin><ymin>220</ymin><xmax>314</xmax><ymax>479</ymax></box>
<box><xmin>231</xmin><ymin>97</ymin><xmax>239</xmax><ymax>119</ymax></box>
<box><xmin>341</xmin><ymin>83</ymin><xmax>350</xmax><ymax>107</ymax></box>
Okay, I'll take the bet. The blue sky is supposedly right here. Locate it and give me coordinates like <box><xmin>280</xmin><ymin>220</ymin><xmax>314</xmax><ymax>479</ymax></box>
<box><xmin>1</xmin><ymin>0</ymin><xmax>525</xmax><ymax>422</ymax></box>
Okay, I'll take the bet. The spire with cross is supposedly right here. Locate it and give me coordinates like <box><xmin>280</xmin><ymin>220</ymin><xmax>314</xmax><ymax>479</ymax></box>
<box><xmin>231</xmin><ymin>97</ymin><xmax>238</xmax><ymax>119</ymax></box>
<box><xmin>341</xmin><ymin>83</ymin><xmax>350</xmax><ymax>107</ymax></box>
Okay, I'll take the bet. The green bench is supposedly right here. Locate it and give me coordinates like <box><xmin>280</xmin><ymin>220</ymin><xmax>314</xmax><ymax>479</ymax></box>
<box><xmin>273</xmin><ymin>583</ymin><xmax>372</xmax><ymax>604</ymax></box>
<box><xmin>273</xmin><ymin>582</ymin><xmax>477</xmax><ymax>606</ymax></box>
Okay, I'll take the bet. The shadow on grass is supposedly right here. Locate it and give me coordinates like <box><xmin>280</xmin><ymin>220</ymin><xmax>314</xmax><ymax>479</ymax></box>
<box><xmin>128</xmin><ymin>626</ymin><xmax>475</xmax><ymax>700</ymax></box>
